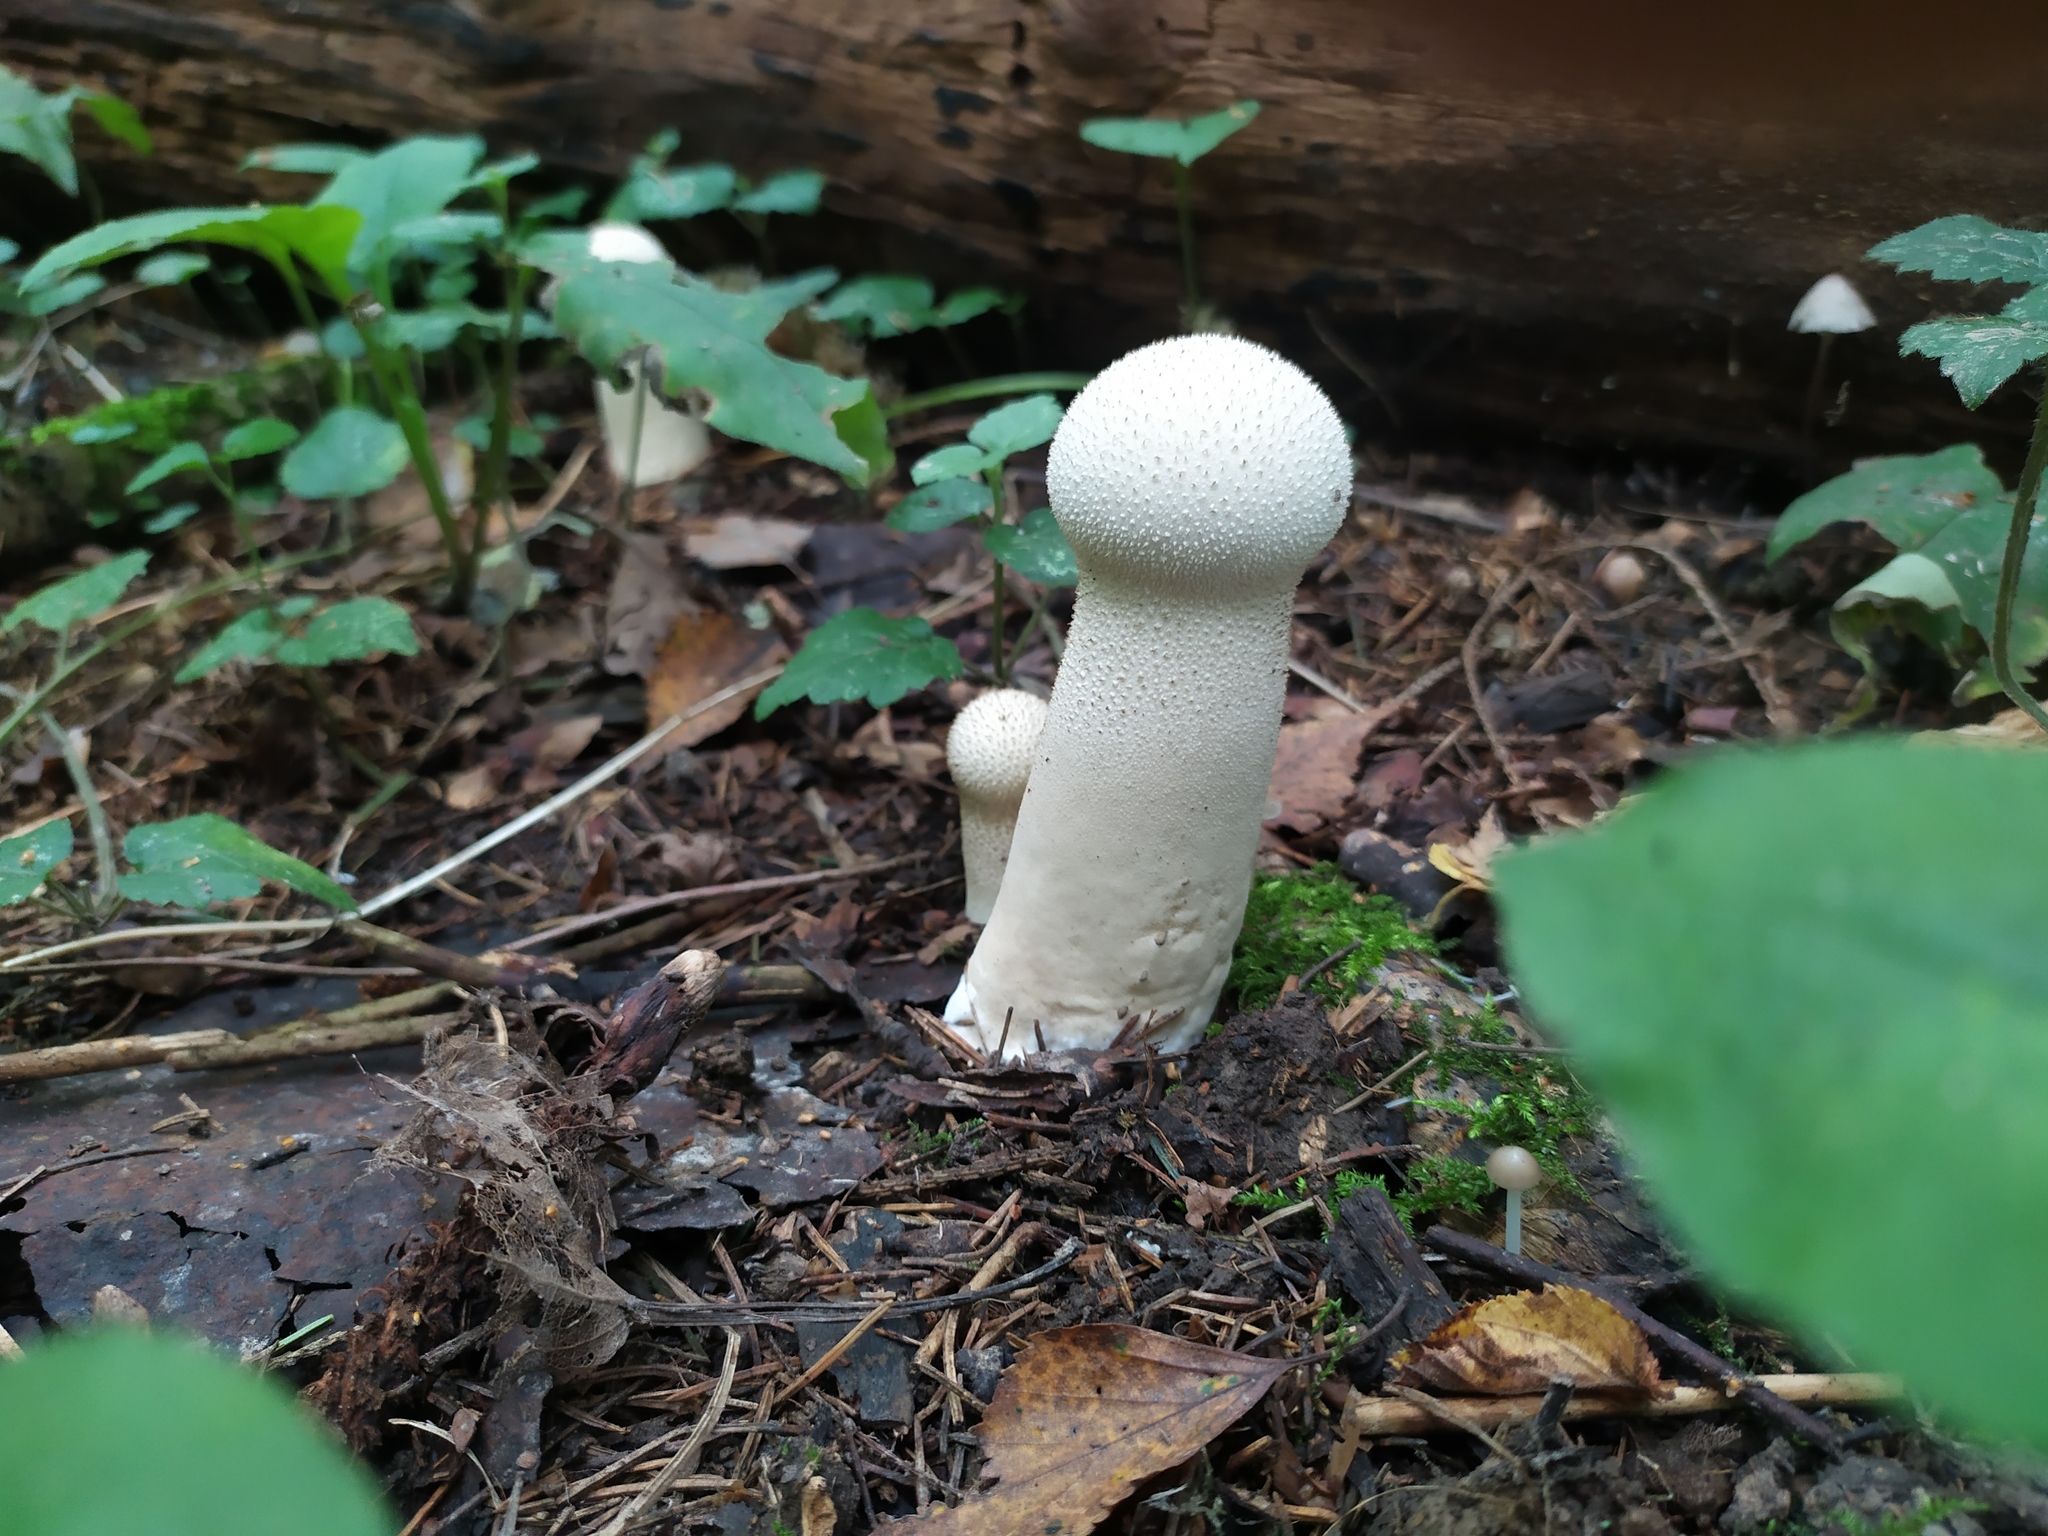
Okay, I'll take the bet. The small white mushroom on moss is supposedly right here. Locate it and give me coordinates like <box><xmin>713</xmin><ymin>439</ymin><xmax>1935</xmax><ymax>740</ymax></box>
<box><xmin>944</xmin><ymin>334</ymin><xmax>1352</xmax><ymax>1059</ymax></box>
<box><xmin>947</xmin><ymin>689</ymin><xmax>1050</xmax><ymax>924</ymax></box>
<box><xmin>1789</xmin><ymin>273</ymin><xmax>1876</xmax><ymax>434</ymax></box>
<box><xmin>585</xmin><ymin>222</ymin><xmax>713</xmax><ymax>486</ymax></box>
<box><xmin>1486</xmin><ymin>1145</ymin><xmax>1542</xmax><ymax>1255</ymax></box>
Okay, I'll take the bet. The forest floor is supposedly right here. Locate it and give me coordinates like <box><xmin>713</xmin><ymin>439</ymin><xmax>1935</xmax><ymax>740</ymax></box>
<box><xmin>2</xmin><ymin>291</ymin><xmax>2043</xmax><ymax>1536</ymax></box>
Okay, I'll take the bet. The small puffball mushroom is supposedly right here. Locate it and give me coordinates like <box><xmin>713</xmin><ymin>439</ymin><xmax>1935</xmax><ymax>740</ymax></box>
<box><xmin>1487</xmin><ymin>1145</ymin><xmax>1542</xmax><ymax>1255</ymax></box>
<box><xmin>1595</xmin><ymin>550</ymin><xmax>1647</xmax><ymax>604</ymax></box>
<box><xmin>948</xmin><ymin>689</ymin><xmax>1050</xmax><ymax>924</ymax></box>
<box><xmin>944</xmin><ymin>334</ymin><xmax>1352</xmax><ymax>1060</ymax></box>
<box><xmin>585</xmin><ymin>222</ymin><xmax>712</xmax><ymax>486</ymax></box>
<box><xmin>1789</xmin><ymin>274</ymin><xmax>1876</xmax><ymax>435</ymax></box>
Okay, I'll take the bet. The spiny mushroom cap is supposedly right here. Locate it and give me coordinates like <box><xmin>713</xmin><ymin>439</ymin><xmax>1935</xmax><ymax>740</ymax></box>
<box><xmin>947</xmin><ymin>689</ymin><xmax>1049</xmax><ymax>802</ymax></box>
<box><xmin>1789</xmin><ymin>274</ymin><xmax>1875</xmax><ymax>335</ymax></box>
<box><xmin>587</xmin><ymin>222</ymin><xmax>670</xmax><ymax>265</ymax></box>
<box><xmin>1046</xmin><ymin>335</ymin><xmax>1353</xmax><ymax>595</ymax></box>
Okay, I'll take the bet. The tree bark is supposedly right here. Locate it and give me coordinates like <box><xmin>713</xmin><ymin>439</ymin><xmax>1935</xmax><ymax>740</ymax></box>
<box><xmin>4</xmin><ymin>0</ymin><xmax>2044</xmax><ymax>467</ymax></box>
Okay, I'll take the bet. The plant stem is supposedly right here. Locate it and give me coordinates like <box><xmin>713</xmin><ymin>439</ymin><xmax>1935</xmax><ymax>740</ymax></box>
<box><xmin>300</xmin><ymin>665</ymin><xmax>404</xmax><ymax>789</ymax></box>
<box><xmin>40</xmin><ymin>709</ymin><xmax>118</xmax><ymax>909</ymax></box>
<box><xmin>985</xmin><ymin>465</ymin><xmax>1008</xmax><ymax>685</ymax></box>
<box><xmin>359</xmin><ymin>327</ymin><xmax>472</xmax><ymax>609</ymax></box>
<box><xmin>620</xmin><ymin>345</ymin><xmax>651</xmax><ymax>523</ymax></box>
<box><xmin>884</xmin><ymin>372</ymin><xmax>1094</xmax><ymax>420</ymax></box>
<box><xmin>1174</xmin><ymin>161</ymin><xmax>1199</xmax><ymax>318</ymax></box>
<box><xmin>208</xmin><ymin>466</ymin><xmax>270</xmax><ymax>605</ymax></box>
<box><xmin>476</xmin><ymin>259</ymin><xmax>530</xmax><ymax>562</ymax></box>
<box><xmin>1990</xmin><ymin>375</ymin><xmax>2048</xmax><ymax>733</ymax></box>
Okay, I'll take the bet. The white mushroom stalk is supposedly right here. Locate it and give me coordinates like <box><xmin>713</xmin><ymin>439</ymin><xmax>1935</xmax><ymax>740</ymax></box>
<box><xmin>947</xmin><ymin>689</ymin><xmax>1050</xmax><ymax>924</ymax></box>
<box><xmin>586</xmin><ymin>222</ymin><xmax>713</xmax><ymax>486</ymax></box>
<box><xmin>944</xmin><ymin>335</ymin><xmax>1352</xmax><ymax>1059</ymax></box>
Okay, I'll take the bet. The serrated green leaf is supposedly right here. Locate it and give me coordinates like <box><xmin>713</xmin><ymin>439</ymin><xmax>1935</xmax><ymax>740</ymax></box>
<box><xmin>218</xmin><ymin>417</ymin><xmax>300</xmax><ymax>461</ymax></box>
<box><xmin>241</xmin><ymin>142</ymin><xmax>367</xmax><ymax>175</ymax></box>
<box><xmin>20</xmin><ymin>204</ymin><xmax>364</xmax><ymax>299</ymax></box>
<box><xmin>0</xmin><ymin>821</ymin><xmax>73</xmax><ymax>906</ymax></box>
<box><xmin>606</xmin><ymin>160</ymin><xmax>737</xmax><ymax>222</ymax></box>
<box><xmin>734</xmin><ymin>168</ymin><xmax>824</xmax><ymax>215</ymax></box>
<box><xmin>134</xmin><ymin>250</ymin><xmax>209</xmax><ymax>286</ymax></box>
<box><xmin>77</xmin><ymin>91</ymin><xmax>152</xmax><ymax>156</ymax></box>
<box><xmin>1869</xmin><ymin>215</ymin><xmax>2048</xmax><ymax>287</ymax></box>
<box><xmin>1494</xmin><ymin>739</ymin><xmax>2048</xmax><ymax>1450</ymax></box>
<box><xmin>0</xmin><ymin>64</ymin><xmax>79</xmax><ymax>194</ymax></box>
<box><xmin>0</xmin><ymin>1328</ymin><xmax>389</xmax><ymax>1536</ymax></box>
<box><xmin>1769</xmin><ymin>445</ymin><xmax>2006</xmax><ymax>563</ymax></box>
<box><xmin>1080</xmin><ymin>100</ymin><xmax>1260</xmax><ymax>166</ymax></box>
<box><xmin>545</xmin><ymin>255</ymin><xmax>867</xmax><ymax>476</ymax></box>
<box><xmin>4</xmin><ymin>549</ymin><xmax>151</xmax><ymax>636</ymax></box>
<box><xmin>1900</xmin><ymin>316</ymin><xmax>2048</xmax><ymax>408</ymax></box>
<box><xmin>968</xmin><ymin>393</ymin><xmax>1063</xmax><ymax>459</ymax></box>
<box><xmin>120</xmin><ymin>813</ymin><xmax>356</xmax><ymax>910</ymax></box>
<box><xmin>125</xmin><ymin>439</ymin><xmax>211</xmax><ymax>494</ymax></box>
<box><xmin>887</xmin><ymin>475</ymin><xmax>992</xmax><ymax>532</ymax></box>
<box><xmin>174</xmin><ymin>608</ymin><xmax>283</xmax><ymax>682</ymax></box>
<box><xmin>273</xmin><ymin>596</ymin><xmax>419</xmax><ymax>668</ymax></box>
<box><xmin>911</xmin><ymin>443</ymin><xmax>991</xmax><ymax>486</ymax></box>
<box><xmin>983</xmin><ymin>505</ymin><xmax>1077</xmax><ymax>586</ymax></box>
<box><xmin>280</xmin><ymin>406</ymin><xmax>410</xmax><ymax>499</ymax></box>
<box><xmin>754</xmin><ymin>607</ymin><xmax>962</xmax><ymax>717</ymax></box>
<box><xmin>313</xmin><ymin>134</ymin><xmax>484</xmax><ymax>281</ymax></box>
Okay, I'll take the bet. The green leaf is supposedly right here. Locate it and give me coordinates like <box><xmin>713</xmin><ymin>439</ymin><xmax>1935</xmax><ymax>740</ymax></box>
<box><xmin>134</xmin><ymin>250</ymin><xmax>210</xmax><ymax>286</ymax></box>
<box><xmin>0</xmin><ymin>1328</ymin><xmax>388</xmax><ymax>1536</ymax></box>
<box><xmin>68</xmin><ymin>420</ymin><xmax>136</xmax><ymax>445</ymax></box>
<box><xmin>815</xmin><ymin>275</ymin><xmax>935</xmax><ymax>338</ymax></box>
<box><xmin>313</xmin><ymin>133</ymin><xmax>485</xmax><ymax>281</ymax></box>
<box><xmin>125</xmin><ymin>439</ymin><xmax>211</xmax><ymax>494</ymax></box>
<box><xmin>831</xmin><ymin>388</ymin><xmax>894</xmax><ymax>490</ymax></box>
<box><xmin>120</xmin><ymin>813</ymin><xmax>357</xmax><ymax>910</ymax></box>
<box><xmin>143</xmin><ymin>500</ymin><xmax>201</xmax><ymax>534</ymax></box>
<box><xmin>968</xmin><ymin>393</ymin><xmax>1063</xmax><ymax>460</ymax></box>
<box><xmin>241</xmin><ymin>142</ymin><xmax>368</xmax><ymax>175</ymax></box>
<box><xmin>1868</xmin><ymin>215</ymin><xmax>2048</xmax><ymax>288</ymax></box>
<box><xmin>0</xmin><ymin>64</ymin><xmax>79</xmax><ymax>194</ymax></box>
<box><xmin>911</xmin><ymin>443</ymin><xmax>992</xmax><ymax>486</ymax></box>
<box><xmin>174</xmin><ymin>608</ymin><xmax>284</xmax><ymax>682</ymax></box>
<box><xmin>281</xmin><ymin>406</ymin><xmax>410</xmax><ymax>499</ymax></box>
<box><xmin>933</xmin><ymin>285</ymin><xmax>1005</xmax><ymax>328</ymax></box>
<box><xmin>22</xmin><ymin>271</ymin><xmax>104</xmax><ymax>316</ymax></box>
<box><xmin>453</xmin><ymin>414</ymin><xmax>544</xmax><ymax>458</ymax></box>
<box><xmin>77</xmin><ymin>90</ymin><xmax>152</xmax><ymax>156</ymax></box>
<box><xmin>1769</xmin><ymin>445</ymin><xmax>2007</xmax><ymax>563</ymax></box>
<box><xmin>545</xmin><ymin>255</ymin><xmax>868</xmax><ymax>476</ymax></box>
<box><xmin>1493</xmin><ymin>739</ymin><xmax>2048</xmax><ymax>1450</ymax></box>
<box><xmin>273</xmin><ymin>596</ymin><xmax>420</xmax><ymax>668</ymax></box>
<box><xmin>4</xmin><ymin>549</ymin><xmax>150</xmax><ymax>635</ymax></box>
<box><xmin>218</xmin><ymin>417</ymin><xmax>300</xmax><ymax>461</ymax></box>
<box><xmin>0</xmin><ymin>821</ymin><xmax>73</xmax><ymax>906</ymax></box>
<box><xmin>606</xmin><ymin>160</ymin><xmax>737</xmax><ymax>222</ymax></box>
<box><xmin>755</xmin><ymin>607</ymin><xmax>962</xmax><ymax>717</ymax></box>
<box><xmin>1826</xmin><ymin>552</ymin><xmax>1974</xmax><ymax>712</ymax></box>
<box><xmin>887</xmin><ymin>475</ymin><xmax>992</xmax><ymax>532</ymax></box>
<box><xmin>0</xmin><ymin>235</ymin><xmax>18</xmax><ymax>264</ymax></box>
<box><xmin>983</xmin><ymin>505</ymin><xmax>1077</xmax><ymax>586</ymax></box>
<box><xmin>1080</xmin><ymin>99</ymin><xmax>1260</xmax><ymax>166</ymax></box>
<box><xmin>467</xmin><ymin>151</ymin><xmax>539</xmax><ymax>188</ymax></box>
<box><xmin>1900</xmin><ymin>316</ymin><xmax>2048</xmax><ymax>409</ymax></box>
<box><xmin>20</xmin><ymin>204</ymin><xmax>364</xmax><ymax>299</ymax></box>
<box><xmin>734</xmin><ymin>168</ymin><xmax>824</xmax><ymax>215</ymax></box>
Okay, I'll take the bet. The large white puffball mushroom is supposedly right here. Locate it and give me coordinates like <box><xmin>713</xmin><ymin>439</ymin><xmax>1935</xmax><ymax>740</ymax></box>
<box><xmin>1788</xmin><ymin>274</ymin><xmax>1876</xmax><ymax>335</ymax></box>
<box><xmin>948</xmin><ymin>689</ymin><xmax>1050</xmax><ymax>924</ymax></box>
<box><xmin>944</xmin><ymin>335</ymin><xmax>1352</xmax><ymax>1059</ymax></box>
<box><xmin>585</xmin><ymin>222</ymin><xmax>713</xmax><ymax>486</ymax></box>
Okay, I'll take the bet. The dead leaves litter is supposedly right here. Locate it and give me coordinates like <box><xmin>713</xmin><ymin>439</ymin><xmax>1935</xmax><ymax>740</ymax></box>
<box><xmin>914</xmin><ymin>1325</ymin><xmax>1290</xmax><ymax>1536</ymax></box>
<box><xmin>645</xmin><ymin>608</ymin><xmax>789</xmax><ymax>744</ymax></box>
<box><xmin>1391</xmin><ymin>1285</ymin><xmax>1666</xmax><ymax>1398</ymax></box>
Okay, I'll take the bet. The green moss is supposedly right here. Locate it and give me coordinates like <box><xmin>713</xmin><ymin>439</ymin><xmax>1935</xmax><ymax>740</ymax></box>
<box><xmin>1393</xmin><ymin>1154</ymin><xmax>1494</xmax><ymax>1226</ymax></box>
<box><xmin>1228</xmin><ymin>863</ymin><xmax>1431</xmax><ymax>1009</ymax></box>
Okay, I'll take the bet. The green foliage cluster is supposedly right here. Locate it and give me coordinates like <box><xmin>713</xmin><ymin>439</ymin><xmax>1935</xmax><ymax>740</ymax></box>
<box><xmin>1227</xmin><ymin>863</ymin><xmax>1430</xmax><ymax>1009</ymax></box>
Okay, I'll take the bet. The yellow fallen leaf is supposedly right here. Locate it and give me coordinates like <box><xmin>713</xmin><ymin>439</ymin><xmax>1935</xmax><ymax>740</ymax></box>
<box><xmin>1391</xmin><ymin>1285</ymin><xmax>1667</xmax><ymax>1397</ymax></box>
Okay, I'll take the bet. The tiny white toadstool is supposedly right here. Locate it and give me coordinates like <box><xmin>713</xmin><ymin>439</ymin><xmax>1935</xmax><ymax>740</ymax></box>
<box><xmin>586</xmin><ymin>222</ymin><xmax>713</xmax><ymax>486</ymax></box>
<box><xmin>1595</xmin><ymin>549</ymin><xmax>1647</xmax><ymax>605</ymax></box>
<box><xmin>1788</xmin><ymin>274</ymin><xmax>1876</xmax><ymax>435</ymax></box>
<box><xmin>947</xmin><ymin>688</ymin><xmax>1050</xmax><ymax>924</ymax></box>
<box><xmin>943</xmin><ymin>334</ymin><xmax>1352</xmax><ymax>1059</ymax></box>
<box><xmin>1486</xmin><ymin>1145</ymin><xmax>1542</xmax><ymax>1255</ymax></box>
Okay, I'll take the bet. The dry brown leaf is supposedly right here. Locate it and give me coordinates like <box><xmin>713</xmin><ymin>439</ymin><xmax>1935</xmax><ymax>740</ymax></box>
<box><xmin>1926</xmin><ymin>708</ymin><xmax>2048</xmax><ymax>748</ymax></box>
<box><xmin>683</xmin><ymin>513</ymin><xmax>813</xmax><ymax>569</ymax></box>
<box><xmin>915</xmin><ymin>1325</ymin><xmax>1289</xmax><ymax>1536</ymax></box>
<box><xmin>443</xmin><ymin>762</ymin><xmax>504</xmax><ymax>811</ymax></box>
<box><xmin>846</xmin><ymin>709</ymin><xmax>946</xmax><ymax>781</ymax></box>
<box><xmin>1427</xmin><ymin>806</ymin><xmax>1509</xmax><ymax>890</ymax></box>
<box><xmin>1391</xmin><ymin>1285</ymin><xmax>1666</xmax><ymax>1397</ymax></box>
<box><xmin>1264</xmin><ymin>709</ymin><xmax>1391</xmax><ymax>833</ymax></box>
<box><xmin>604</xmin><ymin>532</ymin><xmax>697</xmax><ymax>678</ymax></box>
<box><xmin>1179</xmin><ymin>1178</ymin><xmax>1239</xmax><ymax>1232</ymax></box>
<box><xmin>645</xmin><ymin>609</ymin><xmax>789</xmax><ymax>746</ymax></box>
<box><xmin>530</xmin><ymin>714</ymin><xmax>605</xmax><ymax>772</ymax></box>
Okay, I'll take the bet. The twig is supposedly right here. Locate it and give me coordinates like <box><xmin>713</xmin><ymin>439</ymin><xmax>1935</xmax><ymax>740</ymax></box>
<box><xmin>592</xmin><ymin>1329</ymin><xmax>740</xmax><ymax>1536</ymax></box>
<box><xmin>1346</xmin><ymin>1374</ymin><xmax>1900</xmax><ymax>1438</ymax></box>
<box><xmin>1612</xmin><ymin>538</ymin><xmax>1799</xmax><ymax>737</ymax></box>
<box><xmin>1460</xmin><ymin>564</ymin><xmax>1538</xmax><ymax>786</ymax></box>
<box><xmin>1332</xmin><ymin>1049</ymin><xmax>1430</xmax><ymax>1115</ymax></box>
<box><xmin>39</xmin><ymin>710</ymin><xmax>117</xmax><ymax>908</ymax></box>
<box><xmin>1395</xmin><ymin>1385</ymin><xmax>1530</xmax><ymax>1473</ymax></box>
<box><xmin>1425</xmin><ymin>1227</ymin><xmax>1847</xmax><ymax>1454</ymax></box>
<box><xmin>1288</xmin><ymin>660</ymin><xmax>1369</xmax><ymax>714</ymax></box>
<box><xmin>784</xmin><ymin>1296</ymin><xmax>897</xmax><ymax>1397</ymax></box>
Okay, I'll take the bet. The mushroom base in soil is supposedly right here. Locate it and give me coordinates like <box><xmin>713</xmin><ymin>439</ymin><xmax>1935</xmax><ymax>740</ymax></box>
<box><xmin>943</xmin><ymin>333</ymin><xmax>1353</xmax><ymax>1060</ymax></box>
